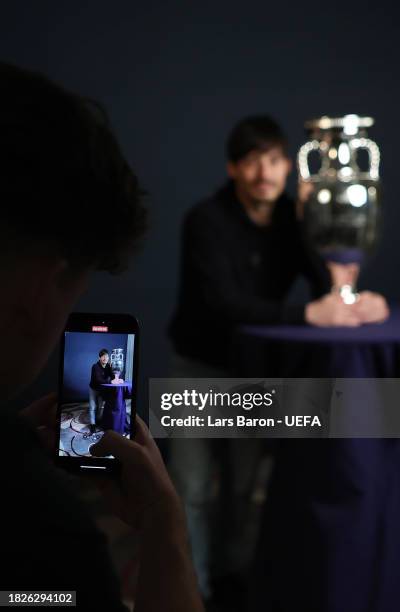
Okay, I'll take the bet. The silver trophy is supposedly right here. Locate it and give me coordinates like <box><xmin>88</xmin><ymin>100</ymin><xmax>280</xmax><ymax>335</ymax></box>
<box><xmin>110</xmin><ymin>348</ymin><xmax>124</xmax><ymax>373</ymax></box>
<box><xmin>298</xmin><ymin>114</ymin><xmax>381</xmax><ymax>303</ymax></box>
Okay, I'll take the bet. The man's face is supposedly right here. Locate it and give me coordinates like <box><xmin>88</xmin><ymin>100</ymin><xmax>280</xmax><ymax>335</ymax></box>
<box><xmin>227</xmin><ymin>147</ymin><xmax>292</xmax><ymax>204</ymax></box>
<box><xmin>100</xmin><ymin>353</ymin><xmax>109</xmax><ymax>366</ymax></box>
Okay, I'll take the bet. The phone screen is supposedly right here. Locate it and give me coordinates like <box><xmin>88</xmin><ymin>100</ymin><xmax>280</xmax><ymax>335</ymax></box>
<box><xmin>57</xmin><ymin>315</ymin><xmax>138</xmax><ymax>469</ymax></box>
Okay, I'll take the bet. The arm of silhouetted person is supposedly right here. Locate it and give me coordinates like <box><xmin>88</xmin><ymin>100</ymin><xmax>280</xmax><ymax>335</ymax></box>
<box><xmin>90</xmin><ymin>417</ymin><xmax>204</xmax><ymax>612</ymax></box>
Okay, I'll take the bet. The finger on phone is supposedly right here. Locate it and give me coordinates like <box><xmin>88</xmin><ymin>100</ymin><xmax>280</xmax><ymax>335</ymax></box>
<box><xmin>133</xmin><ymin>415</ymin><xmax>153</xmax><ymax>445</ymax></box>
<box><xmin>89</xmin><ymin>430</ymin><xmax>141</xmax><ymax>462</ymax></box>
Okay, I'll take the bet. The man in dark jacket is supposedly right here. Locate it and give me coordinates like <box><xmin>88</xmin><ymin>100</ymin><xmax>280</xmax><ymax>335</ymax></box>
<box><xmin>168</xmin><ymin>115</ymin><xmax>388</xmax><ymax>607</ymax></box>
<box><xmin>170</xmin><ymin>116</ymin><xmax>388</xmax><ymax>369</ymax></box>
<box><xmin>89</xmin><ymin>348</ymin><xmax>113</xmax><ymax>434</ymax></box>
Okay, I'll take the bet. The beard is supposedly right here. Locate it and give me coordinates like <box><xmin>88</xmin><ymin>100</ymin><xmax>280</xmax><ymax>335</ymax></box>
<box><xmin>248</xmin><ymin>182</ymin><xmax>280</xmax><ymax>208</ymax></box>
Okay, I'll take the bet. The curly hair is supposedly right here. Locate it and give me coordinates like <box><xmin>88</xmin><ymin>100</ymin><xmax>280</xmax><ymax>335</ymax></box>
<box><xmin>0</xmin><ymin>62</ymin><xmax>147</xmax><ymax>273</ymax></box>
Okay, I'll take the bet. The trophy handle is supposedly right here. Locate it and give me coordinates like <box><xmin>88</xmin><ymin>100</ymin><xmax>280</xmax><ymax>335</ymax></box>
<box><xmin>350</xmin><ymin>137</ymin><xmax>380</xmax><ymax>180</ymax></box>
<box><xmin>298</xmin><ymin>139</ymin><xmax>324</xmax><ymax>180</ymax></box>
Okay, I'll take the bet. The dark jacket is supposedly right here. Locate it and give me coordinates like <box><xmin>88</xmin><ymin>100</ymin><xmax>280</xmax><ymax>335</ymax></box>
<box><xmin>169</xmin><ymin>181</ymin><xmax>330</xmax><ymax>367</ymax></box>
<box><xmin>89</xmin><ymin>361</ymin><xmax>113</xmax><ymax>390</ymax></box>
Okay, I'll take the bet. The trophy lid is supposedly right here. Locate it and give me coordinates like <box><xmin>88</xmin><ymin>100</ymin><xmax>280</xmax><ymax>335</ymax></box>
<box><xmin>305</xmin><ymin>114</ymin><xmax>374</xmax><ymax>135</ymax></box>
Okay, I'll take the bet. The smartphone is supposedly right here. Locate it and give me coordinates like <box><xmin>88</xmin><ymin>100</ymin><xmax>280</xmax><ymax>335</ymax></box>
<box><xmin>56</xmin><ymin>312</ymin><xmax>139</xmax><ymax>474</ymax></box>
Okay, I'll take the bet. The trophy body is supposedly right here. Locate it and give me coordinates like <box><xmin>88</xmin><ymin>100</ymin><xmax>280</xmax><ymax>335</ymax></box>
<box><xmin>111</xmin><ymin>348</ymin><xmax>124</xmax><ymax>373</ymax></box>
<box><xmin>298</xmin><ymin>115</ymin><xmax>381</xmax><ymax>274</ymax></box>
<box><xmin>298</xmin><ymin>115</ymin><xmax>381</xmax><ymax>302</ymax></box>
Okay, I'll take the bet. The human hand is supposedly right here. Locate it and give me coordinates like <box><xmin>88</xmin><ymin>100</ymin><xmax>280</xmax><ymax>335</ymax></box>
<box><xmin>305</xmin><ymin>293</ymin><xmax>361</xmax><ymax>327</ymax></box>
<box><xmin>353</xmin><ymin>291</ymin><xmax>389</xmax><ymax>324</ymax></box>
<box><xmin>20</xmin><ymin>392</ymin><xmax>57</xmax><ymax>454</ymax></box>
<box><xmin>89</xmin><ymin>416</ymin><xmax>183</xmax><ymax>531</ymax></box>
<box><xmin>296</xmin><ymin>180</ymin><xmax>314</xmax><ymax>219</ymax></box>
<box><xmin>94</xmin><ymin>421</ymin><xmax>203</xmax><ymax>612</ymax></box>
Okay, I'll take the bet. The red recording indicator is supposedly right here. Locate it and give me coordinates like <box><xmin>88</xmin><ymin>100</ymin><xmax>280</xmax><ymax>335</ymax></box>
<box><xmin>92</xmin><ymin>325</ymin><xmax>108</xmax><ymax>332</ymax></box>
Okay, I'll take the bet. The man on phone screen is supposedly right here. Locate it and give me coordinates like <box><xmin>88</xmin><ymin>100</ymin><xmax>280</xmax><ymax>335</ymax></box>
<box><xmin>89</xmin><ymin>349</ymin><xmax>112</xmax><ymax>434</ymax></box>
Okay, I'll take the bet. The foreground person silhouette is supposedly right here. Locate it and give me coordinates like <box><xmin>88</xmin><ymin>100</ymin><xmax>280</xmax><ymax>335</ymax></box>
<box><xmin>0</xmin><ymin>62</ymin><xmax>203</xmax><ymax>612</ymax></box>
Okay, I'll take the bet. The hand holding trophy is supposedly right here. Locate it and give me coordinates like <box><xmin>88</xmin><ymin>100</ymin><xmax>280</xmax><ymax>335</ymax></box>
<box><xmin>298</xmin><ymin>114</ymin><xmax>389</xmax><ymax>324</ymax></box>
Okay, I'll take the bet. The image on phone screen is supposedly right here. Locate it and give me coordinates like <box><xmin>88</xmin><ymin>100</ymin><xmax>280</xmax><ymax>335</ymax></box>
<box><xmin>58</xmin><ymin>330</ymin><xmax>136</xmax><ymax>458</ymax></box>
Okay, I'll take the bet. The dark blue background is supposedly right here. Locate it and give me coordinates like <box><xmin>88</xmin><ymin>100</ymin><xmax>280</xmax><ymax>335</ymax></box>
<box><xmin>63</xmin><ymin>332</ymin><xmax>129</xmax><ymax>403</ymax></box>
<box><xmin>1</xmin><ymin>1</ymin><xmax>398</xmax><ymax>406</ymax></box>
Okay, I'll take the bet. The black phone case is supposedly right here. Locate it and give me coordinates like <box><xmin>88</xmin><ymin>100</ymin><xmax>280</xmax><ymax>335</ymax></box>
<box><xmin>55</xmin><ymin>312</ymin><xmax>139</xmax><ymax>475</ymax></box>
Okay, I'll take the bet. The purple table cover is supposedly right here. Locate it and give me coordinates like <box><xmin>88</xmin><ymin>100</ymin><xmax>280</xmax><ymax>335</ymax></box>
<box><xmin>237</xmin><ymin>306</ymin><xmax>400</xmax><ymax>612</ymax></box>
<box><xmin>236</xmin><ymin>306</ymin><xmax>400</xmax><ymax>378</ymax></box>
<box><xmin>101</xmin><ymin>382</ymin><xmax>132</xmax><ymax>435</ymax></box>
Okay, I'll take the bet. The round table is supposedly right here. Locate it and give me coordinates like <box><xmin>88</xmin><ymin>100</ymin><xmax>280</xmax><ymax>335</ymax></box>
<box><xmin>101</xmin><ymin>382</ymin><xmax>132</xmax><ymax>435</ymax></box>
<box><xmin>235</xmin><ymin>305</ymin><xmax>400</xmax><ymax>377</ymax></box>
<box><xmin>235</xmin><ymin>306</ymin><xmax>400</xmax><ymax>612</ymax></box>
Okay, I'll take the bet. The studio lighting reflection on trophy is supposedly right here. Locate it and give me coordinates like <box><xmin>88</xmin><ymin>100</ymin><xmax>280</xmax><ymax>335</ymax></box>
<box><xmin>298</xmin><ymin>114</ymin><xmax>380</xmax><ymax>304</ymax></box>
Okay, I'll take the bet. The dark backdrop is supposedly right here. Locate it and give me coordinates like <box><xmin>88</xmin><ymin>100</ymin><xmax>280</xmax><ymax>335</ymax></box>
<box><xmin>1</xmin><ymin>1</ymin><xmax>399</xmax><ymax>408</ymax></box>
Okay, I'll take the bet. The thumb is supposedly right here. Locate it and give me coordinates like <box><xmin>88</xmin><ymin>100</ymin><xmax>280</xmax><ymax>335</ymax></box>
<box><xmin>90</xmin><ymin>430</ymin><xmax>141</xmax><ymax>463</ymax></box>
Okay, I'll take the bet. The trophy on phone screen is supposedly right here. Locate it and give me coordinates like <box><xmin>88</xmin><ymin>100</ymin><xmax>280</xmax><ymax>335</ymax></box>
<box><xmin>111</xmin><ymin>348</ymin><xmax>124</xmax><ymax>374</ymax></box>
<box><xmin>297</xmin><ymin>114</ymin><xmax>381</xmax><ymax>303</ymax></box>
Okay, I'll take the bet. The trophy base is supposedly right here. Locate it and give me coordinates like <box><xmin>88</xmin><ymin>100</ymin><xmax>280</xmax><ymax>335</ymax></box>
<box><xmin>321</xmin><ymin>248</ymin><xmax>365</xmax><ymax>265</ymax></box>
